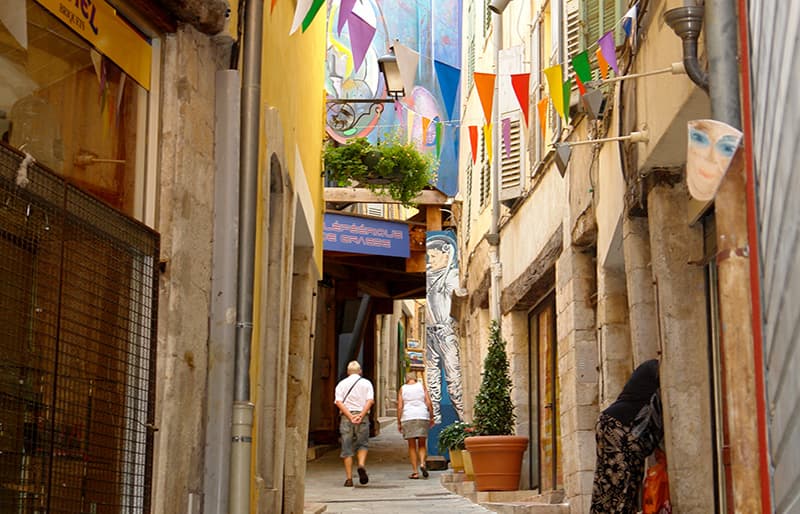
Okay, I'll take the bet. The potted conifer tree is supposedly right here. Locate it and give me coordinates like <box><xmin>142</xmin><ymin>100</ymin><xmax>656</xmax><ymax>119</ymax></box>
<box><xmin>464</xmin><ymin>320</ymin><xmax>529</xmax><ymax>491</ymax></box>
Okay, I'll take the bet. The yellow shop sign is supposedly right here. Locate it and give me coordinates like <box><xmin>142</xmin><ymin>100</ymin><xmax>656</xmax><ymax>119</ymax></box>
<box><xmin>35</xmin><ymin>0</ymin><xmax>152</xmax><ymax>90</ymax></box>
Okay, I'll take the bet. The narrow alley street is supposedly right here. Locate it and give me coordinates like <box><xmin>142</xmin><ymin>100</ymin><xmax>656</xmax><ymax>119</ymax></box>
<box><xmin>304</xmin><ymin>418</ymin><xmax>492</xmax><ymax>514</ymax></box>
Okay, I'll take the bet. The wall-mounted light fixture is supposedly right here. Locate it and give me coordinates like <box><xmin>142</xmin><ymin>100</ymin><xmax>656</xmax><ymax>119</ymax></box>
<box><xmin>554</xmin><ymin>130</ymin><xmax>649</xmax><ymax>176</ymax></box>
<box><xmin>326</xmin><ymin>48</ymin><xmax>405</xmax><ymax>132</ymax></box>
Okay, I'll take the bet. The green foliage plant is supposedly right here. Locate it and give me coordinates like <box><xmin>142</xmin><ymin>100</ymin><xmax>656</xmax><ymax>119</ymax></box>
<box><xmin>472</xmin><ymin>320</ymin><xmax>516</xmax><ymax>436</ymax></box>
<box><xmin>323</xmin><ymin>134</ymin><xmax>436</xmax><ymax>207</ymax></box>
<box><xmin>437</xmin><ymin>421</ymin><xmax>475</xmax><ymax>454</ymax></box>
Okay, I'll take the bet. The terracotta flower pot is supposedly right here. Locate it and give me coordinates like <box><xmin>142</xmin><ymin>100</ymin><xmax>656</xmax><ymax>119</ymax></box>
<box><xmin>465</xmin><ymin>435</ymin><xmax>529</xmax><ymax>491</ymax></box>
<box><xmin>449</xmin><ymin>448</ymin><xmax>465</xmax><ymax>472</ymax></box>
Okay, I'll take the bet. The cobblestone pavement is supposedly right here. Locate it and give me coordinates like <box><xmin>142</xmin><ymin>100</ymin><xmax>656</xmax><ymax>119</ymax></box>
<box><xmin>304</xmin><ymin>418</ymin><xmax>492</xmax><ymax>513</ymax></box>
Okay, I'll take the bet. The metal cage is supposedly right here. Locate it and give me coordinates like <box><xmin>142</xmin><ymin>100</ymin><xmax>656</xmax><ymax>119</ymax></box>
<box><xmin>0</xmin><ymin>144</ymin><xmax>159</xmax><ymax>513</ymax></box>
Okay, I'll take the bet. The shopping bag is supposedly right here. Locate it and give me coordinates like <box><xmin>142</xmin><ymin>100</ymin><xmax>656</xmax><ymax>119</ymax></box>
<box><xmin>642</xmin><ymin>449</ymin><xmax>671</xmax><ymax>514</ymax></box>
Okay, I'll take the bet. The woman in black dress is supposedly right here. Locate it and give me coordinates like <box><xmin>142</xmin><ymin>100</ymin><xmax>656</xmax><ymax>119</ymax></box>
<box><xmin>590</xmin><ymin>359</ymin><xmax>664</xmax><ymax>513</ymax></box>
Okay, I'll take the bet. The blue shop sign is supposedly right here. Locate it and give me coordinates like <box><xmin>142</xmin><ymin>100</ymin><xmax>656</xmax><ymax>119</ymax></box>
<box><xmin>323</xmin><ymin>213</ymin><xmax>409</xmax><ymax>258</ymax></box>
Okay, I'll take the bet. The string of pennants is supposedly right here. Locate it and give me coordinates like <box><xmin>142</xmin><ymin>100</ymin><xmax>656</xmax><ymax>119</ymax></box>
<box><xmin>292</xmin><ymin>0</ymin><xmax>638</xmax><ymax>163</ymax></box>
<box><xmin>467</xmin><ymin>4</ymin><xmax>638</xmax><ymax>164</ymax></box>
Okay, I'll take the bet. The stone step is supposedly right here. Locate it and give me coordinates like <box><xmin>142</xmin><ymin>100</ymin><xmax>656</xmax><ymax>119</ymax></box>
<box><xmin>439</xmin><ymin>473</ymin><xmax>570</xmax><ymax>514</ymax></box>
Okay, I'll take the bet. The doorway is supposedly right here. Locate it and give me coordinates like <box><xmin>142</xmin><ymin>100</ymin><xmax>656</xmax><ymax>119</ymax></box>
<box><xmin>527</xmin><ymin>292</ymin><xmax>562</xmax><ymax>492</ymax></box>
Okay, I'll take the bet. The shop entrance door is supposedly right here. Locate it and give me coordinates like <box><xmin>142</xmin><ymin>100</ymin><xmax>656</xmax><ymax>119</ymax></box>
<box><xmin>528</xmin><ymin>293</ymin><xmax>562</xmax><ymax>491</ymax></box>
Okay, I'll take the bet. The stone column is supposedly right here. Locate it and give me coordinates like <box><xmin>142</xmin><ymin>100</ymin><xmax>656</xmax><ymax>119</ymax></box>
<box><xmin>622</xmin><ymin>215</ymin><xmax>660</xmax><ymax>365</ymax></box>
<box><xmin>597</xmin><ymin>267</ymin><xmax>632</xmax><ymax>408</ymax></box>
<box><xmin>284</xmin><ymin>247</ymin><xmax>318</xmax><ymax>514</ymax></box>
<box><xmin>647</xmin><ymin>182</ymin><xmax>715</xmax><ymax>513</ymax></box>
<box><xmin>556</xmin><ymin>245</ymin><xmax>598</xmax><ymax>514</ymax></box>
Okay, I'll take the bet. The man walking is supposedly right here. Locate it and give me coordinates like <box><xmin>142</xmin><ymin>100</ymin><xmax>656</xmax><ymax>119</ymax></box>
<box><xmin>334</xmin><ymin>361</ymin><xmax>375</xmax><ymax>487</ymax></box>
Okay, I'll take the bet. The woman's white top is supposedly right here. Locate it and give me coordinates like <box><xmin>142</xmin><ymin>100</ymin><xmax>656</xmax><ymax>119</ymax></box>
<box><xmin>400</xmin><ymin>381</ymin><xmax>429</xmax><ymax>421</ymax></box>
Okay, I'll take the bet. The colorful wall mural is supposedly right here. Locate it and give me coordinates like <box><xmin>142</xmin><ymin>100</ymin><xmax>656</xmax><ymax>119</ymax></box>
<box><xmin>325</xmin><ymin>0</ymin><xmax>462</xmax><ymax>196</ymax></box>
<box><xmin>425</xmin><ymin>230</ymin><xmax>464</xmax><ymax>455</ymax></box>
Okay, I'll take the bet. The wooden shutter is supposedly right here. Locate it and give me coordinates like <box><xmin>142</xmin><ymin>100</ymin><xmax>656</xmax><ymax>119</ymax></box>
<box><xmin>500</xmin><ymin>111</ymin><xmax>525</xmax><ymax>203</ymax></box>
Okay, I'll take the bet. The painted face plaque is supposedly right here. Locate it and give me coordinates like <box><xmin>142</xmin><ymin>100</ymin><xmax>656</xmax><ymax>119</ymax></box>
<box><xmin>686</xmin><ymin>119</ymin><xmax>743</xmax><ymax>201</ymax></box>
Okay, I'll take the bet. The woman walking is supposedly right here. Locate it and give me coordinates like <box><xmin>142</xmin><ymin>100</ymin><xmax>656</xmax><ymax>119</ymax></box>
<box><xmin>397</xmin><ymin>373</ymin><xmax>435</xmax><ymax>479</ymax></box>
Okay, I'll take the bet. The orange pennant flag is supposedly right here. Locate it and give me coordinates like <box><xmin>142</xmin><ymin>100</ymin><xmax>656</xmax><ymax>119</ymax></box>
<box><xmin>596</xmin><ymin>48</ymin><xmax>609</xmax><ymax>79</ymax></box>
<box><xmin>474</xmin><ymin>72</ymin><xmax>496</xmax><ymax>124</ymax></box>
<box><xmin>537</xmin><ymin>96</ymin><xmax>549</xmax><ymax>135</ymax></box>
<box><xmin>469</xmin><ymin>126</ymin><xmax>479</xmax><ymax>164</ymax></box>
<box><xmin>271</xmin><ymin>0</ymin><xmax>277</xmax><ymax>13</ymax></box>
<box><xmin>421</xmin><ymin>117</ymin><xmax>432</xmax><ymax>142</ymax></box>
<box><xmin>483</xmin><ymin>124</ymin><xmax>493</xmax><ymax>162</ymax></box>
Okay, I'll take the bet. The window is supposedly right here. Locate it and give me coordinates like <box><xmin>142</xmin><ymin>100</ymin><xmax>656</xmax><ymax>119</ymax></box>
<box><xmin>565</xmin><ymin>0</ymin><xmax>624</xmax><ymax>70</ymax></box>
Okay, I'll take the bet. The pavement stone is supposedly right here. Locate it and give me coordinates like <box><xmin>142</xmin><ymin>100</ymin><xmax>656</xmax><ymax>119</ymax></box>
<box><xmin>304</xmin><ymin>418</ymin><xmax>493</xmax><ymax>514</ymax></box>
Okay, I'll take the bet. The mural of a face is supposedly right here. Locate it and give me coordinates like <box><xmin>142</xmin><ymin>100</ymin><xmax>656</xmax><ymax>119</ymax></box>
<box><xmin>686</xmin><ymin>119</ymin><xmax>743</xmax><ymax>202</ymax></box>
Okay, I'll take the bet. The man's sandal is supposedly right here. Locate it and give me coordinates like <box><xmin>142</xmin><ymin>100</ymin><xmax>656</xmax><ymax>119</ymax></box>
<box><xmin>408</xmin><ymin>472</ymin><xmax>419</xmax><ymax>479</ymax></box>
<box><xmin>420</xmin><ymin>466</ymin><xmax>429</xmax><ymax>478</ymax></box>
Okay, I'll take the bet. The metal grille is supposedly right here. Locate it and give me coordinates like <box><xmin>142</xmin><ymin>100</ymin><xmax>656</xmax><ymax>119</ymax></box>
<box><xmin>0</xmin><ymin>144</ymin><xmax>159</xmax><ymax>513</ymax></box>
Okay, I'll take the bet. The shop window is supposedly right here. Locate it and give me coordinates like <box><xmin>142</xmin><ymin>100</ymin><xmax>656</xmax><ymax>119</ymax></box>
<box><xmin>1</xmin><ymin>0</ymin><xmax>148</xmax><ymax>217</ymax></box>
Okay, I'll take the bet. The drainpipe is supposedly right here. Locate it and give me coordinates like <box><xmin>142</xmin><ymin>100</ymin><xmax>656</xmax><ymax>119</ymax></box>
<box><xmin>664</xmin><ymin>5</ymin><xmax>709</xmax><ymax>92</ymax></box>
<box><xmin>229</xmin><ymin>0</ymin><xmax>262</xmax><ymax>512</ymax></box>
<box><xmin>488</xmin><ymin>7</ymin><xmax>502</xmax><ymax>323</ymax></box>
<box><xmin>667</xmin><ymin>1</ymin><xmax>768</xmax><ymax>511</ymax></box>
<box><xmin>707</xmin><ymin>0</ymin><xmax>768</xmax><ymax>511</ymax></box>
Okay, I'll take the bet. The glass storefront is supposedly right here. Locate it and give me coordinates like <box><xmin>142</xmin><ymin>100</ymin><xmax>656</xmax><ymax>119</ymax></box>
<box><xmin>1</xmin><ymin>0</ymin><xmax>149</xmax><ymax>217</ymax></box>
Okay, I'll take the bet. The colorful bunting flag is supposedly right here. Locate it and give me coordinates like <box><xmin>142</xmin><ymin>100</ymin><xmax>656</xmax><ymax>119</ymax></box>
<box><xmin>474</xmin><ymin>73</ymin><xmax>496</xmax><ymax>123</ymax></box>
<box><xmin>301</xmin><ymin>0</ymin><xmax>325</xmax><ymax>32</ymax></box>
<box><xmin>562</xmin><ymin>79</ymin><xmax>572</xmax><ymax>124</ymax></box>
<box><xmin>598</xmin><ymin>31</ymin><xmax>619</xmax><ymax>75</ymax></box>
<box><xmin>434</xmin><ymin>60</ymin><xmax>461</xmax><ymax>121</ymax></box>
<box><xmin>469</xmin><ymin>126</ymin><xmax>479</xmax><ymax>164</ymax></box>
<box><xmin>407</xmin><ymin>109</ymin><xmax>415</xmax><ymax>144</ymax></box>
<box><xmin>502</xmin><ymin>117</ymin><xmax>511</xmax><ymax>158</ymax></box>
<box><xmin>337</xmin><ymin>0</ymin><xmax>356</xmax><ymax>34</ymax></box>
<box><xmin>622</xmin><ymin>4</ymin><xmax>638</xmax><ymax>49</ymax></box>
<box><xmin>347</xmin><ymin>12</ymin><xmax>376</xmax><ymax>72</ymax></box>
<box><xmin>596</xmin><ymin>47</ymin><xmax>609</xmax><ymax>79</ymax></box>
<box><xmin>510</xmin><ymin>73</ymin><xmax>530</xmax><ymax>127</ymax></box>
<box><xmin>435</xmin><ymin>122</ymin><xmax>443</xmax><ymax>158</ymax></box>
<box><xmin>394</xmin><ymin>43</ymin><xmax>420</xmax><ymax>100</ymax></box>
<box><xmin>422</xmin><ymin>117</ymin><xmax>432</xmax><ymax>143</ymax></box>
<box><xmin>537</xmin><ymin>97</ymin><xmax>549</xmax><ymax>135</ymax></box>
<box><xmin>484</xmin><ymin>124</ymin><xmax>493</xmax><ymax>162</ymax></box>
<box><xmin>290</xmin><ymin>0</ymin><xmax>312</xmax><ymax>34</ymax></box>
<box><xmin>543</xmin><ymin>65</ymin><xmax>565</xmax><ymax>122</ymax></box>
<box><xmin>271</xmin><ymin>0</ymin><xmax>277</xmax><ymax>14</ymax></box>
<box><xmin>571</xmin><ymin>51</ymin><xmax>592</xmax><ymax>95</ymax></box>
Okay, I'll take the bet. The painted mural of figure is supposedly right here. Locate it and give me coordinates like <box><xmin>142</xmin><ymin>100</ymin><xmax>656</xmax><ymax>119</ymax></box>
<box><xmin>425</xmin><ymin>231</ymin><xmax>464</xmax><ymax>424</ymax></box>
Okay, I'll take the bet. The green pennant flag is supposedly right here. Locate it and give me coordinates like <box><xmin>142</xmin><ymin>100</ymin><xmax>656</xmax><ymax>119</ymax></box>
<box><xmin>571</xmin><ymin>51</ymin><xmax>593</xmax><ymax>85</ymax></box>
<box><xmin>301</xmin><ymin>0</ymin><xmax>325</xmax><ymax>32</ymax></box>
<box><xmin>435</xmin><ymin>122</ymin><xmax>443</xmax><ymax>158</ymax></box>
<box><xmin>563</xmin><ymin>79</ymin><xmax>572</xmax><ymax>124</ymax></box>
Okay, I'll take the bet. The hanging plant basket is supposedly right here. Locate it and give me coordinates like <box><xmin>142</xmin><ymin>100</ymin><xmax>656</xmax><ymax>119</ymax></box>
<box><xmin>323</xmin><ymin>136</ymin><xmax>436</xmax><ymax>207</ymax></box>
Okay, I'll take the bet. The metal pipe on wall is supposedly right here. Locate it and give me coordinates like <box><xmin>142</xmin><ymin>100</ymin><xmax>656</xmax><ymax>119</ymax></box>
<box><xmin>488</xmin><ymin>7</ymin><xmax>503</xmax><ymax>324</ymax></box>
<box><xmin>706</xmin><ymin>0</ymin><xmax>768</xmax><ymax>511</ymax></box>
<box><xmin>204</xmin><ymin>69</ymin><xmax>240</xmax><ymax>514</ymax></box>
<box><xmin>229</xmin><ymin>0</ymin><xmax>263</xmax><ymax>511</ymax></box>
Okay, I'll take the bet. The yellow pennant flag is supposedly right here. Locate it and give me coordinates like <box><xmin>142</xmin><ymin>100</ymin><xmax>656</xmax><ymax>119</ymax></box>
<box><xmin>543</xmin><ymin>65</ymin><xmax>564</xmax><ymax>122</ymax></box>
<box><xmin>407</xmin><ymin>108</ymin><xmax>415</xmax><ymax>144</ymax></box>
<box><xmin>484</xmin><ymin>124</ymin><xmax>492</xmax><ymax>162</ymax></box>
<box><xmin>596</xmin><ymin>48</ymin><xmax>609</xmax><ymax>79</ymax></box>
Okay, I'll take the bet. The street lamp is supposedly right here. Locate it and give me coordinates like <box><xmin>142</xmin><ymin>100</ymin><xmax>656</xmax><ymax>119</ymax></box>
<box><xmin>488</xmin><ymin>0</ymin><xmax>512</xmax><ymax>14</ymax></box>
<box><xmin>326</xmin><ymin>48</ymin><xmax>405</xmax><ymax>132</ymax></box>
<box><xmin>378</xmin><ymin>47</ymin><xmax>404</xmax><ymax>99</ymax></box>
